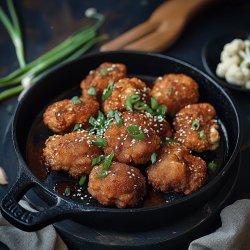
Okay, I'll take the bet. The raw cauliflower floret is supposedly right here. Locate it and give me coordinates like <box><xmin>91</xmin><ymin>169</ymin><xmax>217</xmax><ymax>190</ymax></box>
<box><xmin>216</xmin><ymin>57</ymin><xmax>239</xmax><ymax>78</ymax></box>
<box><xmin>225</xmin><ymin>65</ymin><xmax>246</xmax><ymax>86</ymax></box>
<box><xmin>216</xmin><ymin>39</ymin><xmax>250</xmax><ymax>88</ymax></box>
<box><xmin>246</xmin><ymin>81</ymin><xmax>250</xmax><ymax>89</ymax></box>
<box><xmin>220</xmin><ymin>39</ymin><xmax>245</xmax><ymax>61</ymax></box>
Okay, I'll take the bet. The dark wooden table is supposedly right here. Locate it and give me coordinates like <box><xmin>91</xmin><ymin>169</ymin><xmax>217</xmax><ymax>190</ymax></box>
<box><xmin>0</xmin><ymin>0</ymin><xmax>250</xmax><ymax>249</ymax></box>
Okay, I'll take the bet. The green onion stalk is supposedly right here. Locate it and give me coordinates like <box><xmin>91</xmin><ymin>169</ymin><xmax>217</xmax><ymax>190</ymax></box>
<box><xmin>0</xmin><ymin>3</ymin><xmax>106</xmax><ymax>102</ymax></box>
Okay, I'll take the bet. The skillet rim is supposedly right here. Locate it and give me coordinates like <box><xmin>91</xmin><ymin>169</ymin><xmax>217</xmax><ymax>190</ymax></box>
<box><xmin>12</xmin><ymin>50</ymin><xmax>242</xmax><ymax>213</ymax></box>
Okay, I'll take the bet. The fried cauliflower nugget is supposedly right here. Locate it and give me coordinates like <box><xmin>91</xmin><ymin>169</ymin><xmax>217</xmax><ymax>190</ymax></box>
<box><xmin>104</xmin><ymin>111</ymin><xmax>172</xmax><ymax>165</ymax></box>
<box><xmin>103</xmin><ymin>77</ymin><xmax>150</xmax><ymax>113</ymax></box>
<box><xmin>151</xmin><ymin>74</ymin><xmax>199</xmax><ymax>114</ymax></box>
<box><xmin>43</xmin><ymin>130</ymin><xmax>103</xmax><ymax>178</ymax></box>
<box><xmin>43</xmin><ymin>98</ymin><xmax>99</xmax><ymax>134</ymax></box>
<box><xmin>146</xmin><ymin>143</ymin><xmax>207</xmax><ymax>195</ymax></box>
<box><xmin>173</xmin><ymin>103</ymin><xmax>220</xmax><ymax>152</ymax></box>
<box><xmin>88</xmin><ymin>162</ymin><xmax>146</xmax><ymax>208</ymax></box>
<box><xmin>81</xmin><ymin>62</ymin><xmax>127</xmax><ymax>100</ymax></box>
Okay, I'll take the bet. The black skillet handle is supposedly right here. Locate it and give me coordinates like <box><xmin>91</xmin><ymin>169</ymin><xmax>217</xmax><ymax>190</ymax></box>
<box><xmin>1</xmin><ymin>169</ymin><xmax>83</xmax><ymax>231</ymax></box>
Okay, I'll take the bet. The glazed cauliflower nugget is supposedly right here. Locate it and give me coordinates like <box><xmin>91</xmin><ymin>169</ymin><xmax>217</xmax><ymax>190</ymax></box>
<box><xmin>146</xmin><ymin>143</ymin><xmax>207</xmax><ymax>195</ymax></box>
<box><xmin>88</xmin><ymin>162</ymin><xmax>146</xmax><ymax>208</ymax></box>
<box><xmin>151</xmin><ymin>74</ymin><xmax>199</xmax><ymax>114</ymax></box>
<box><xmin>43</xmin><ymin>131</ymin><xmax>103</xmax><ymax>178</ymax></box>
<box><xmin>173</xmin><ymin>103</ymin><xmax>220</xmax><ymax>152</ymax></box>
<box><xmin>103</xmin><ymin>77</ymin><xmax>150</xmax><ymax>113</ymax></box>
<box><xmin>81</xmin><ymin>62</ymin><xmax>127</xmax><ymax>100</ymax></box>
<box><xmin>43</xmin><ymin>97</ymin><xmax>99</xmax><ymax>134</ymax></box>
<box><xmin>104</xmin><ymin>111</ymin><xmax>172</xmax><ymax>165</ymax></box>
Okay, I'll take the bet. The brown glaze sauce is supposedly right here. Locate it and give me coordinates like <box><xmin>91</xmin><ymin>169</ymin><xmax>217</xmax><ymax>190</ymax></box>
<box><xmin>143</xmin><ymin>191</ymin><xmax>166</xmax><ymax>207</ymax></box>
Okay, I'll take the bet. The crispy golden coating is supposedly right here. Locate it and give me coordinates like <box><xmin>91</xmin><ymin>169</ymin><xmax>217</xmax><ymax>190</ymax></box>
<box><xmin>146</xmin><ymin>143</ymin><xmax>207</xmax><ymax>195</ymax></box>
<box><xmin>88</xmin><ymin>162</ymin><xmax>146</xmax><ymax>208</ymax></box>
<box><xmin>103</xmin><ymin>77</ymin><xmax>150</xmax><ymax>113</ymax></box>
<box><xmin>81</xmin><ymin>62</ymin><xmax>127</xmax><ymax>100</ymax></box>
<box><xmin>150</xmin><ymin>74</ymin><xmax>199</xmax><ymax>114</ymax></box>
<box><xmin>173</xmin><ymin>103</ymin><xmax>220</xmax><ymax>152</ymax></box>
<box><xmin>43</xmin><ymin>131</ymin><xmax>103</xmax><ymax>178</ymax></box>
<box><xmin>104</xmin><ymin>111</ymin><xmax>172</xmax><ymax>165</ymax></box>
<box><xmin>43</xmin><ymin>98</ymin><xmax>99</xmax><ymax>134</ymax></box>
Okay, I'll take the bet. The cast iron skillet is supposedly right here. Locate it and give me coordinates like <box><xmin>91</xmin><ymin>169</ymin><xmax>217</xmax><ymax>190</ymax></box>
<box><xmin>0</xmin><ymin>51</ymin><xmax>241</xmax><ymax>232</ymax></box>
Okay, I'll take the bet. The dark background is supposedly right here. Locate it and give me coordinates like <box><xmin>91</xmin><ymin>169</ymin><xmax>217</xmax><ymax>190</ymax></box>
<box><xmin>0</xmin><ymin>0</ymin><xmax>250</xmax><ymax>249</ymax></box>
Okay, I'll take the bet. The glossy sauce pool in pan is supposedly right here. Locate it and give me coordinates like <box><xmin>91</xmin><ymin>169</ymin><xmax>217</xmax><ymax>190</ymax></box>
<box><xmin>26</xmin><ymin>75</ymin><xmax>229</xmax><ymax>209</ymax></box>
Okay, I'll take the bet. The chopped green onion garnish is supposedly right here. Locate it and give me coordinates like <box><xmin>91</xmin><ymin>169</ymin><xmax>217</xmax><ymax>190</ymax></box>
<box><xmin>191</xmin><ymin>119</ymin><xmax>200</xmax><ymax>131</ymax></box>
<box><xmin>161</xmin><ymin>137</ymin><xmax>176</xmax><ymax>146</ymax></box>
<box><xmin>71</xmin><ymin>96</ymin><xmax>83</xmax><ymax>105</ymax></box>
<box><xmin>199</xmin><ymin>130</ymin><xmax>206</xmax><ymax>139</ymax></box>
<box><xmin>89</xmin><ymin>116</ymin><xmax>96</xmax><ymax>126</ymax></box>
<box><xmin>107</xmin><ymin>109</ymin><xmax>115</xmax><ymax>117</ymax></box>
<box><xmin>88</xmin><ymin>111</ymin><xmax>113</xmax><ymax>136</ymax></box>
<box><xmin>92</xmin><ymin>155</ymin><xmax>104</xmax><ymax>166</ymax></box>
<box><xmin>96</xmin><ymin>151</ymin><xmax>115</xmax><ymax>178</ymax></box>
<box><xmin>87</xmin><ymin>87</ymin><xmax>96</xmax><ymax>96</ymax></box>
<box><xmin>134</xmin><ymin>101</ymin><xmax>148</xmax><ymax>110</ymax></box>
<box><xmin>208</xmin><ymin>161</ymin><xmax>217</xmax><ymax>172</ymax></box>
<box><xmin>151</xmin><ymin>97</ymin><xmax>158</xmax><ymax>110</ymax></box>
<box><xmin>126</xmin><ymin>94</ymin><xmax>140</xmax><ymax>111</ymax></box>
<box><xmin>168</xmin><ymin>87</ymin><xmax>173</xmax><ymax>94</ymax></box>
<box><xmin>100</xmin><ymin>67</ymin><xmax>108</xmax><ymax>76</ymax></box>
<box><xmin>156</xmin><ymin>105</ymin><xmax>167</xmax><ymax>117</ymax></box>
<box><xmin>133</xmin><ymin>102</ymin><xmax>154</xmax><ymax>114</ymax></box>
<box><xmin>102</xmin><ymin>81</ymin><xmax>114</xmax><ymax>101</ymax></box>
<box><xmin>145</xmin><ymin>106</ymin><xmax>154</xmax><ymax>115</ymax></box>
<box><xmin>73</xmin><ymin>123</ymin><xmax>82</xmax><ymax>131</ymax></box>
<box><xmin>63</xmin><ymin>187</ymin><xmax>71</xmax><ymax>197</ymax></box>
<box><xmin>127</xmin><ymin>125</ymin><xmax>145</xmax><ymax>141</ymax></box>
<box><xmin>97</xmin><ymin>110</ymin><xmax>105</xmax><ymax>123</ymax></box>
<box><xmin>103</xmin><ymin>151</ymin><xmax>115</xmax><ymax>170</ymax></box>
<box><xmin>96</xmin><ymin>170</ymin><xmax>108</xmax><ymax>178</ymax></box>
<box><xmin>151</xmin><ymin>153</ymin><xmax>157</xmax><ymax>164</ymax></box>
<box><xmin>114</xmin><ymin>111</ymin><xmax>123</xmax><ymax>127</ymax></box>
<box><xmin>106</xmin><ymin>110</ymin><xmax>122</xmax><ymax>127</ymax></box>
<box><xmin>79</xmin><ymin>175</ymin><xmax>86</xmax><ymax>186</ymax></box>
<box><xmin>90</xmin><ymin>138</ymin><xmax>108</xmax><ymax>147</ymax></box>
